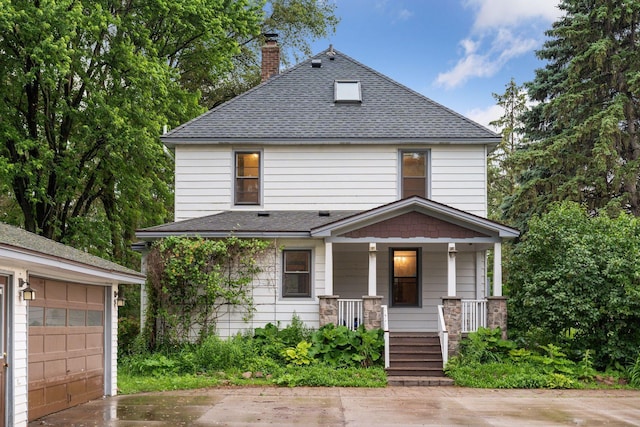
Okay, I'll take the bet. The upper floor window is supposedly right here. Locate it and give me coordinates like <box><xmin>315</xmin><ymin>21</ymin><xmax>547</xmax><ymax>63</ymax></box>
<box><xmin>235</xmin><ymin>151</ymin><xmax>260</xmax><ymax>205</ymax></box>
<box><xmin>282</xmin><ymin>250</ymin><xmax>312</xmax><ymax>298</ymax></box>
<box><xmin>401</xmin><ymin>151</ymin><xmax>429</xmax><ymax>198</ymax></box>
<box><xmin>335</xmin><ymin>80</ymin><xmax>361</xmax><ymax>103</ymax></box>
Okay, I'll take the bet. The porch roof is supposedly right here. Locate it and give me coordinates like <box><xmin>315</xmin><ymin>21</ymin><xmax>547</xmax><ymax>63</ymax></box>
<box><xmin>311</xmin><ymin>197</ymin><xmax>520</xmax><ymax>239</ymax></box>
<box><xmin>136</xmin><ymin>210</ymin><xmax>360</xmax><ymax>239</ymax></box>
<box><xmin>136</xmin><ymin>198</ymin><xmax>519</xmax><ymax>242</ymax></box>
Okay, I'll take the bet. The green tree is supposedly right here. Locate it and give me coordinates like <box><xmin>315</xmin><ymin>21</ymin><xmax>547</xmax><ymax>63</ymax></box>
<box><xmin>487</xmin><ymin>78</ymin><xmax>529</xmax><ymax>221</ymax></box>
<box><xmin>507</xmin><ymin>202</ymin><xmax>640</xmax><ymax>368</ymax></box>
<box><xmin>504</xmin><ymin>0</ymin><xmax>640</xmax><ymax>230</ymax></box>
<box><xmin>198</xmin><ymin>0</ymin><xmax>339</xmax><ymax>108</ymax></box>
<box><xmin>0</xmin><ymin>0</ymin><xmax>262</xmax><ymax>265</ymax></box>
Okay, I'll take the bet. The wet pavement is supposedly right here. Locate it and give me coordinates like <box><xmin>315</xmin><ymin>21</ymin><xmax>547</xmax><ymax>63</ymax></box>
<box><xmin>29</xmin><ymin>386</ymin><xmax>640</xmax><ymax>426</ymax></box>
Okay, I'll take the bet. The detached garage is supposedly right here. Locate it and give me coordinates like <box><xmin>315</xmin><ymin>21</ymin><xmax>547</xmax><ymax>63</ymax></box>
<box><xmin>0</xmin><ymin>223</ymin><xmax>145</xmax><ymax>427</ymax></box>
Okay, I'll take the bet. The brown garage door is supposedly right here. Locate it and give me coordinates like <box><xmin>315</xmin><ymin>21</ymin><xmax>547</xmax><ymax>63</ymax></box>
<box><xmin>28</xmin><ymin>277</ymin><xmax>105</xmax><ymax>421</ymax></box>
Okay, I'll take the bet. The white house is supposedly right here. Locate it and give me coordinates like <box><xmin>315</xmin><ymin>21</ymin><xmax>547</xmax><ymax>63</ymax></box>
<box><xmin>136</xmin><ymin>40</ymin><xmax>518</xmax><ymax>376</ymax></box>
<box><xmin>0</xmin><ymin>223</ymin><xmax>145</xmax><ymax>426</ymax></box>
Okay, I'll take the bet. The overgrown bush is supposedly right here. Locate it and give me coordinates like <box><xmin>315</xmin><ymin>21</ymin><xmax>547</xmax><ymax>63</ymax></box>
<box><xmin>507</xmin><ymin>202</ymin><xmax>640</xmax><ymax>369</ymax></box>
<box><xmin>119</xmin><ymin>318</ymin><xmax>385</xmax><ymax>392</ymax></box>
<box><xmin>446</xmin><ymin>328</ymin><xmax>599</xmax><ymax>389</ymax></box>
<box><xmin>310</xmin><ymin>324</ymin><xmax>384</xmax><ymax>368</ymax></box>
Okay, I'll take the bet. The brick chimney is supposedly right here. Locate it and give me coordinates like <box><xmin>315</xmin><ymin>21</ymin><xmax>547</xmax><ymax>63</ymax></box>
<box><xmin>261</xmin><ymin>35</ymin><xmax>280</xmax><ymax>82</ymax></box>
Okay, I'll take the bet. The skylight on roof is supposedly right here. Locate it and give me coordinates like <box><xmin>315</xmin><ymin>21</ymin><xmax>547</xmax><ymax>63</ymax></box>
<box><xmin>334</xmin><ymin>80</ymin><xmax>361</xmax><ymax>102</ymax></box>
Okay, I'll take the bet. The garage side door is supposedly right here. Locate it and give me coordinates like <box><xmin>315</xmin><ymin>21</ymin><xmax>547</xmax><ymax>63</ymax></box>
<box><xmin>28</xmin><ymin>278</ymin><xmax>105</xmax><ymax>421</ymax></box>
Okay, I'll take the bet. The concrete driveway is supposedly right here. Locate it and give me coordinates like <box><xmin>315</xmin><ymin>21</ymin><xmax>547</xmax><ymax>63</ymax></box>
<box><xmin>30</xmin><ymin>386</ymin><xmax>640</xmax><ymax>426</ymax></box>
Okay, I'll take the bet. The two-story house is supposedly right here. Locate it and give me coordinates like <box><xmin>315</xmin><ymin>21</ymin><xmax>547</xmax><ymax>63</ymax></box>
<box><xmin>136</xmin><ymin>40</ymin><xmax>519</xmax><ymax>369</ymax></box>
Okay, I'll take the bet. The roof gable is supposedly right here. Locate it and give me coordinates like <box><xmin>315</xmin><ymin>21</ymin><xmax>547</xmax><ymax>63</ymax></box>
<box><xmin>162</xmin><ymin>48</ymin><xmax>500</xmax><ymax>145</ymax></box>
<box><xmin>339</xmin><ymin>211</ymin><xmax>490</xmax><ymax>239</ymax></box>
<box><xmin>311</xmin><ymin>196</ymin><xmax>520</xmax><ymax>239</ymax></box>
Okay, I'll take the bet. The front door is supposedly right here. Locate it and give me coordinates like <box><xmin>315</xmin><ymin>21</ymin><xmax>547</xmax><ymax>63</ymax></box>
<box><xmin>0</xmin><ymin>276</ymin><xmax>7</xmax><ymax>427</ymax></box>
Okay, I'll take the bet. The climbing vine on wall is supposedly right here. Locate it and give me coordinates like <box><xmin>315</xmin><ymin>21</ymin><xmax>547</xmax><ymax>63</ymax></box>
<box><xmin>145</xmin><ymin>236</ymin><xmax>272</xmax><ymax>349</ymax></box>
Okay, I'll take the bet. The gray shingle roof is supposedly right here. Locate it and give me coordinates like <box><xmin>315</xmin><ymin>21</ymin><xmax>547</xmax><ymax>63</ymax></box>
<box><xmin>136</xmin><ymin>211</ymin><xmax>360</xmax><ymax>238</ymax></box>
<box><xmin>0</xmin><ymin>222</ymin><xmax>145</xmax><ymax>279</ymax></box>
<box><xmin>162</xmin><ymin>48</ymin><xmax>500</xmax><ymax>145</ymax></box>
<box><xmin>136</xmin><ymin>199</ymin><xmax>519</xmax><ymax>240</ymax></box>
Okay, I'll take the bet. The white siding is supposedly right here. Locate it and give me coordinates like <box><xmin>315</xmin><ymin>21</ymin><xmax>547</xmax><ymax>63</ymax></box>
<box><xmin>109</xmin><ymin>285</ymin><xmax>118</xmax><ymax>396</ymax></box>
<box><xmin>0</xmin><ymin>265</ymin><xmax>29</xmax><ymax>427</ymax></box>
<box><xmin>431</xmin><ymin>145</ymin><xmax>487</xmax><ymax>216</ymax></box>
<box><xmin>214</xmin><ymin>239</ymin><xmax>327</xmax><ymax>338</ymax></box>
<box><xmin>174</xmin><ymin>147</ymin><xmax>232</xmax><ymax>220</ymax></box>
<box><xmin>174</xmin><ymin>144</ymin><xmax>488</xmax><ymax>221</ymax></box>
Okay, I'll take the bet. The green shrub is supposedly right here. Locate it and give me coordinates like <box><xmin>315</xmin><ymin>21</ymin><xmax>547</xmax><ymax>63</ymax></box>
<box><xmin>194</xmin><ymin>334</ymin><xmax>258</xmax><ymax>372</ymax></box>
<box><xmin>457</xmin><ymin>327</ymin><xmax>516</xmax><ymax>364</ymax></box>
<box><xmin>629</xmin><ymin>352</ymin><xmax>640</xmax><ymax>388</ymax></box>
<box><xmin>122</xmin><ymin>353</ymin><xmax>180</xmax><ymax>376</ymax></box>
<box><xmin>282</xmin><ymin>341</ymin><xmax>314</xmax><ymax>366</ymax></box>
<box><xmin>310</xmin><ymin>324</ymin><xmax>384</xmax><ymax>368</ymax></box>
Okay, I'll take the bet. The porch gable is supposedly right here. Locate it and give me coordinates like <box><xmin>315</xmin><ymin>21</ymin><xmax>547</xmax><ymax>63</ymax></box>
<box><xmin>338</xmin><ymin>211</ymin><xmax>490</xmax><ymax>239</ymax></box>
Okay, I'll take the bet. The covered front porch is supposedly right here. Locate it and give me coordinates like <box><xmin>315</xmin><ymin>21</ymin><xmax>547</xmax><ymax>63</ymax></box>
<box><xmin>310</xmin><ymin>197</ymin><xmax>518</xmax><ymax>358</ymax></box>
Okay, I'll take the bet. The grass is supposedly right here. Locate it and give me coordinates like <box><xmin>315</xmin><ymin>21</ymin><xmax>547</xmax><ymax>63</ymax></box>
<box><xmin>118</xmin><ymin>365</ymin><xmax>387</xmax><ymax>394</ymax></box>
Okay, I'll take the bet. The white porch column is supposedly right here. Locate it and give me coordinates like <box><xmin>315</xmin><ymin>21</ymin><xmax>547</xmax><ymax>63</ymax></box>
<box><xmin>368</xmin><ymin>242</ymin><xmax>377</xmax><ymax>296</ymax></box>
<box><xmin>493</xmin><ymin>242</ymin><xmax>502</xmax><ymax>297</ymax></box>
<box><xmin>325</xmin><ymin>241</ymin><xmax>333</xmax><ymax>296</ymax></box>
<box><xmin>476</xmin><ymin>251</ymin><xmax>486</xmax><ymax>299</ymax></box>
<box><xmin>447</xmin><ymin>243</ymin><xmax>457</xmax><ymax>296</ymax></box>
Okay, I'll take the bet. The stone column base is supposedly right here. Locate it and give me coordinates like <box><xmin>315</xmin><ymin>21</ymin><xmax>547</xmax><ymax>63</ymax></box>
<box><xmin>318</xmin><ymin>295</ymin><xmax>339</xmax><ymax>327</ymax></box>
<box><xmin>362</xmin><ymin>296</ymin><xmax>383</xmax><ymax>329</ymax></box>
<box><xmin>487</xmin><ymin>296</ymin><xmax>507</xmax><ymax>339</ymax></box>
<box><xmin>442</xmin><ymin>296</ymin><xmax>462</xmax><ymax>356</ymax></box>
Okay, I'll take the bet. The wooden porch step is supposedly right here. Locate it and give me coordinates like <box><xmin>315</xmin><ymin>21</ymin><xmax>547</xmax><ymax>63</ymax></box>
<box><xmin>386</xmin><ymin>332</ymin><xmax>446</xmax><ymax>381</ymax></box>
<box><xmin>387</xmin><ymin>376</ymin><xmax>454</xmax><ymax>387</ymax></box>
<box><xmin>386</xmin><ymin>366</ymin><xmax>446</xmax><ymax>377</ymax></box>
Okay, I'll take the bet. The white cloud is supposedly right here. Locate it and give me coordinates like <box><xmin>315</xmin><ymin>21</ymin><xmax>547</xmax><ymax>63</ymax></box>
<box><xmin>466</xmin><ymin>104</ymin><xmax>505</xmax><ymax>129</ymax></box>
<box><xmin>436</xmin><ymin>30</ymin><xmax>537</xmax><ymax>88</ymax></box>
<box><xmin>466</xmin><ymin>0</ymin><xmax>561</xmax><ymax>30</ymax></box>
<box><xmin>435</xmin><ymin>1</ymin><xmax>560</xmax><ymax>89</ymax></box>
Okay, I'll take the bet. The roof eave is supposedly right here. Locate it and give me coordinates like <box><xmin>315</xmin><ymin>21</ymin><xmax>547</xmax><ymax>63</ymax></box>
<box><xmin>162</xmin><ymin>137</ymin><xmax>502</xmax><ymax>147</ymax></box>
<box><xmin>135</xmin><ymin>231</ymin><xmax>312</xmax><ymax>241</ymax></box>
<box><xmin>0</xmin><ymin>245</ymin><xmax>146</xmax><ymax>284</ymax></box>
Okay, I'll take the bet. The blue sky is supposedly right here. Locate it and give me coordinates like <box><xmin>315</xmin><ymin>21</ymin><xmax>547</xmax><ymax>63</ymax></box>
<box><xmin>308</xmin><ymin>0</ymin><xmax>562</xmax><ymax>128</ymax></box>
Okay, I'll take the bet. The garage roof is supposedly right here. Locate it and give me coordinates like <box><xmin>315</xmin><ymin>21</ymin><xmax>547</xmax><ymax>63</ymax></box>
<box><xmin>0</xmin><ymin>222</ymin><xmax>145</xmax><ymax>283</ymax></box>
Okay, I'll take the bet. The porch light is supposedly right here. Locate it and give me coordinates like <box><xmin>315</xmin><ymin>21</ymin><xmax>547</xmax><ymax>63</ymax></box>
<box><xmin>19</xmin><ymin>278</ymin><xmax>36</xmax><ymax>301</ymax></box>
<box><xmin>448</xmin><ymin>243</ymin><xmax>457</xmax><ymax>258</ymax></box>
<box><xmin>114</xmin><ymin>291</ymin><xmax>126</xmax><ymax>307</ymax></box>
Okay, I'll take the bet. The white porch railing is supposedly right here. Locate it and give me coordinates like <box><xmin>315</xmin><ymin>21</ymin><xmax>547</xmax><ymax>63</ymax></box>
<box><xmin>437</xmin><ymin>304</ymin><xmax>448</xmax><ymax>366</ymax></box>
<box><xmin>461</xmin><ymin>299</ymin><xmax>487</xmax><ymax>333</ymax></box>
<box><xmin>338</xmin><ymin>299</ymin><xmax>363</xmax><ymax>330</ymax></box>
<box><xmin>382</xmin><ymin>304</ymin><xmax>389</xmax><ymax>369</ymax></box>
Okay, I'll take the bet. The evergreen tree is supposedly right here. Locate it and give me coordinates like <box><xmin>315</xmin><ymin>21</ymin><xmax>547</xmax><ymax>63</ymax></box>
<box><xmin>504</xmin><ymin>0</ymin><xmax>640</xmax><ymax>229</ymax></box>
<box><xmin>488</xmin><ymin>78</ymin><xmax>528</xmax><ymax>221</ymax></box>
